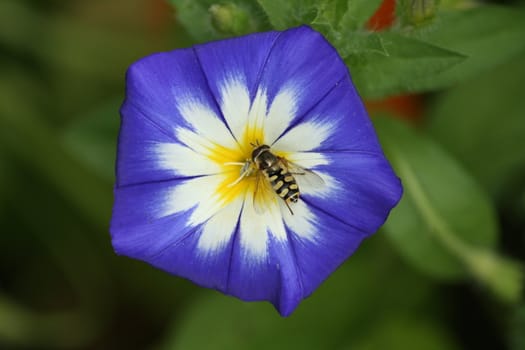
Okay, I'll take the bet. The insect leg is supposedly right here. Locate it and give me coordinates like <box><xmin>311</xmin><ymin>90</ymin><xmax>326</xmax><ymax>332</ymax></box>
<box><xmin>283</xmin><ymin>199</ymin><xmax>294</xmax><ymax>215</ymax></box>
<box><xmin>225</xmin><ymin>161</ymin><xmax>253</xmax><ymax>188</ymax></box>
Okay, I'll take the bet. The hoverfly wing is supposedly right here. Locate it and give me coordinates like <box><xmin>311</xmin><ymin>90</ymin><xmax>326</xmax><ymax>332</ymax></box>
<box><xmin>252</xmin><ymin>171</ymin><xmax>279</xmax><ymax>215</ymax></box>
<box><xmin>281</xmin><ymin>158</ymin><xmax>325</xmax><ymax>188</ymax></box>
<box><xmin>298</xmin><ymin>167</ymin><xmax>325</xmax><ymax>188</ymax></box>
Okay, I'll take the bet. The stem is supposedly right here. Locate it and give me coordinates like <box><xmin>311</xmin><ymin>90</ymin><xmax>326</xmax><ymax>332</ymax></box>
<box><xmin>396</xmin><ymin>152</ymin><xmax>523</xmax><ymax>302</ymax></box>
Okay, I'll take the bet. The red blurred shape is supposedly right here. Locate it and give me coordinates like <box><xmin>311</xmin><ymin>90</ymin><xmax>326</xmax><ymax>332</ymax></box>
<box><xmin>147</xmin><ymin>0</ymin><xmax>173</xmax><ymax>34</ymax></box>
<box><xmin>365</xmin><ymin>95</ymin><xmax>423</xmax><ymax>122</ymax></box>
<box><xmin>366</xmin><ymin>0</ymin><xmax>396</xmax><ymax>31</ymax></box>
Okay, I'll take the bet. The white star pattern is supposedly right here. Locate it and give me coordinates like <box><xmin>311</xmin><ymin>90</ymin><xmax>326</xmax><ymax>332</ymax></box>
<box><xmin>153</xmin><ymin>77</ymin><xmax>337</xmax><ymax>260</ymax></box>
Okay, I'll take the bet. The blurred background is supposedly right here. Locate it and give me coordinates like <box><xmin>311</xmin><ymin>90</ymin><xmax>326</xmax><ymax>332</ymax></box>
<box><xmin>0</xmin><ymin>0</ymin><xmax>524</xmax><ymax>349</ymax></box>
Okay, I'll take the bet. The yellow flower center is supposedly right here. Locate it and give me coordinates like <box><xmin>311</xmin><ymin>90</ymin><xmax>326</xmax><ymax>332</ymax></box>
<box><xmin>210</xmin><ymin>126</ymin><xmax>265</xmax><ymax>207</ymax></box>
<box><xmin>205</xmin><ymin>124</ymin><xmax>294</xmax><ymax>212</ymax></box>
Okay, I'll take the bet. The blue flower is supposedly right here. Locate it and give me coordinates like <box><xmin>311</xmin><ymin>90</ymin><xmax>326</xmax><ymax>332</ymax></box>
<box><xmin>110</xmin><ymin>26</ymin><xmax>402</xmax><ymax>316</ymax></box>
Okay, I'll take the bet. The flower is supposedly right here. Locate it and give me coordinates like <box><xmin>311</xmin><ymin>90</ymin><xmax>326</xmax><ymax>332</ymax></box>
<box><xmin>110</xmin><ymin>26</ymin><xmax>402</xmax><ymax>316</ymax></box>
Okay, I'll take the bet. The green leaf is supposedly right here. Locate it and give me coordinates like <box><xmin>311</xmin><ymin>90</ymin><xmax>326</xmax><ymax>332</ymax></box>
<box><xmin>170</xmin><ymin>0</ymin><xmax>220</xmax><ymax>42</ymax></box>
<box><xmin>375</xmin><ymin>117</ymin><xmax>497</xmax><ymax>278</ymax></box>
<box><xmin>171</xmin><ymin>2</ymin><xmax>525</xmax><ymax>99</ymax></box>
<box><xmin>427</xmin><ymin>49</ymin><xmax>525</xmax><ymax>198</ymax></box>
<box><xmin>257</xmin><ymin>0</ymin><xmax>350</xmax><ymax>42</ymax></box>
<box><xmin>158</xmin><ymin>240</ymin><xmax>434</xmax><ymax>350</ymax></box>
<box><xmin>0</xmin><ymin>1</ymin><xmax>156</xmax><ymax>81</ymax></box>
<box><xmin>346</xmin><ymin>317</ymin><xmax>460</xmax><ymax>350</ymax></box>
<box><xmin>62</xmin><ymin>98</ymin><xmax>121</xmax><ymax>182</ymax></box>
<box><xmin>346</xmin><ymin>32</ymin><xmax>465</xmax><ymax>98</ymax></box>
<box><xmin>0</xmin><ymin>292</ymin><xmax>95</xmax><ymax>349</ymax></box>
<box><xmin>407</xmin><ymin>5</ymin><xmax>525</xmax><ymax>90</ymax></box>
<box><xmin>256</xmin><ymin>0</ymin><xmax>381</xmax><ymax>37</ymax></box>
<box><xmin>0</xmin><ymin>150</ymin><xmax>6</xmax><ymax>212</ymax></box>
<box><xmin>376</xmin><ymin>117</ymin><xmax>523</xmax><ymax>302</ymax></box>
<box><xmin>309</xmin><ymin>0</ymin><xmax>348</xmax><ymax>41</ymax></box>
<box><xmin>256</xmin><ymin>0</ymin><xmax>318</xmax><ymax>30</ymax></box>
<box><xmin>340</xmin><ymin>0</ymin><xmax>383</xmax><ymax>31</ymax></box>
<box><xmin>397</xmin><ymin>0</ymin><xmax>440</xmax><ymax>27</ymax></box>
<box><xmin>209</xmin><ymin>3</ymin><xmax>258</xmax><ymax>36</ymax></box>
<box><xmin>510</xmin><ymin>305</ymin><xmax>525</xmax><ymax>350</ymax></box>
<box><xmin>171</xmin><ymin>0</ymin><xmax>269</xmax><ymax>42</ymax></box>
<box><xmin>349</xmin><ymin>5</ymin><xmax>525</xmax><ymax>97</ymax></box>
<box><xmin>0</xmin><ymin>66</ymin><xmax>112</xmax><ymax>227</ymax></box>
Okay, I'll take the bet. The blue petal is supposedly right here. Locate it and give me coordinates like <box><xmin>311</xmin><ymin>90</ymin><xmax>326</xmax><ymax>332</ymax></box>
<box><xmin>194</xmin><ymin>30</ymin><xmax>281</xmax><ymax>102</ymax></box>
<box><xmin>111</xmin><ymin>180</ymin><xmax>196</xmax><ymax>258</ymax></box>
<box><xmin>273</xmin><ymin>76</ymin><xmax>381</xmax><ymax>154</ymax></box>
<box><xmin>116</xmin><ymin>103</ymin><xmax>185</xmax><ymax>187</ymax></box>
<box><xmin>306</xmin><ymin>152</ymin><xmax>402</xmax><ymax>234</ymax></box>
<box><xmin>194</xmin><ymin>26</ymin><xmax>348</xmax><ymax>140</ymax></box>
<box><xmin>280</xmin><ymin>154</ymin><xmax>401</xmax><ymax>302</ymax></box>
<box><xmin>111</xmin><ymin>180</ymin><xmax>236</xmax><ymax>291</ymax></box>
<box><xmin>146</xmin><ymin>227</ymin><xmax>234</xmax><ymax>292</ymax></box>
<box><xmin>118</xmin><ymin>50</ymin><xmax>240</xmax><ymax>188</ymax></box>
<box><xmin>285</xmin><ymin>208</ymin><xmax>367</xmax><ymax>299</ymax></box>
<box><xmin>256</xmin><ymin>26</ymin><xmax>348</xmax><ymax>123</ymax></box>
<box><xmin>226</xmin><ymin>227</ymin><xmax>303</xmax><ymax>316</ymax></box>
<box><xmin>123</xmin><ymin>48</ymin><xmax>224</xmax><ymax>134</ymax></box>
<box><xmin>112</xmin><ymin>26</ymin><xmax>403</xmax><ymax>317</ymax></box>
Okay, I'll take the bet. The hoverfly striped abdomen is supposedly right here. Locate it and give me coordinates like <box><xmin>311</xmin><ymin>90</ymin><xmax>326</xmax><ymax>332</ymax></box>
<box><xmin>243</xmin><ymin>143</ymin><xmax>324</xmax><ymax>215</ymax></box>
<box><xmin>266</xmin><ymin>167</ymin><xmax>300</xmax><ymax>203</ymax></box>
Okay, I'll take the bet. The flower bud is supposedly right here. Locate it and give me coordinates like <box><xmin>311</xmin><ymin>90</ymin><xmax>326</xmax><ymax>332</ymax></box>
<box><xmin>209</xmin><ymin>3</ymin><xmax>253</xmax><ymax>36</ymax></box>
<box><xmin>402</xmin><ymin>0</ymin><xmax>439</xmax><ymax>26</ymax></box>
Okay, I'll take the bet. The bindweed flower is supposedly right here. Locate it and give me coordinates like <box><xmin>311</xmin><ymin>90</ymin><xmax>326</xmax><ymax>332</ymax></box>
<box><xmin>110</xmin><ymin>26</ymin><xmax>402</xmax><ymax>316</ymax></box>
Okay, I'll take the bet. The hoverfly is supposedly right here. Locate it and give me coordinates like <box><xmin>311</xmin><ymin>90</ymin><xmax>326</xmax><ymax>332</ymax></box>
<box><xmin>226</xmin><ymin>143</ymin><xmax>324</xmax><ymax>215</ymax></box>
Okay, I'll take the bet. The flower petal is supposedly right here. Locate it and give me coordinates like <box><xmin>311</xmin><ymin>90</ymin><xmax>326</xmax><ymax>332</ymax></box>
<box><xmin>111</xmin><ymin>173</ymin><xmax>231</xmax><ymax>250</ymax></box>
<box><xmin>274</xmin><ymin>78</ymin><xmax>382</xmax><ymax>154</ymax></box>
<box><xmin>123</xmin><ymin>48</ymin><xmax>237</xmax><ymax>153</ymax></box>
<box><xmin>283</xmin><ymin>207</ymin><xmax>368</xmax><ymax>298</ymax></box>
<box><xmin>272</xmin><ymin>121</ymin><xmax>334</xmax><ymax>153</ymax></box>
<box><xmin>303</xmin><ymin>152</ymin><xmax>402</xmax><ymax>234</ymax></box>
<box><xmin>111</xmin><ymin>179</ymin><xmax>198</xmax><ymax>259</ymax></box>
<box><xmin>116</xmin><ymin>103</ymin><xmax>183</xmax><ymax>187</ymax></box>
<box><xmin>194</xmin><ymin>31</ymin><xmax>281</xmax><ymax>142</ymax></box>
<box><xmin>227</xmin><ymin>221</ymin><xmax>303</xmax><ymax>316</ymax></box>
<box><xmin>278</xmin><ymin>152</ymin><xmax>401</xmax><ymax>301</ymax></box>
<box><xmin>112</xmin><ymin>26</ymin><xmax>403</xmax><ymax>318</ymax></box>
<box><xmin>117</xmin><ymin>50</ymin><xmax>242</xmax><ymax>187</ymax></box>
<box><xmin>197</xmin><ymin>196</ymin><xmax>244</xmax><ymax>253</ymax></box>
<box><xmin>193</xmin><ymin>26</ymin><xmax>348</xmax><ymax>145</ymax></box>
<box><xmin>124</xmin><ymin>48</ymin><xmax>217</xmax><ymax>134</ymax></box>
<box><xmin>117</xmin><ymin>102</ymin><xmax>230</xmax><ymax>188</ymax></box>
<box><xmin>111</xmin><ymin>179</ymin><xmax>242</xmax><ymax>291</ymax></box>
<box><xmin>258</xmin><ymin>26</ymin><xmax>348</xmax><ymax>143</ymax></box>
<box><xmin>148</xmin><ymin>229</ymin><xmax>235</xmax><ymax>291</ymax></box>
<box><xmin>137</xmin><ymin>221</ymin><xmax>236</xmax><ymax>292</ymax></box>
<box><xmin>153</xmin><ymin>141</ymin><xmax>222</xmax><ymax>178</ymax></box>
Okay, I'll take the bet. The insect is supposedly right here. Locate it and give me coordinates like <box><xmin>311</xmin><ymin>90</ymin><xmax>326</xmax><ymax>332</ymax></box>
<box><xmin>226</xmin><ymin>143</ymin><xmax>324</xmax><ymax>215</ymax></box>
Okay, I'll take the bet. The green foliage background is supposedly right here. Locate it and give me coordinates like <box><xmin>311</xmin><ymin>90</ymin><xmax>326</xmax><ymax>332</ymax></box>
<box><xmin>0</xmin><ymin>0</ymin><xmax>524</xmax><ymax>348</ymax></box>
